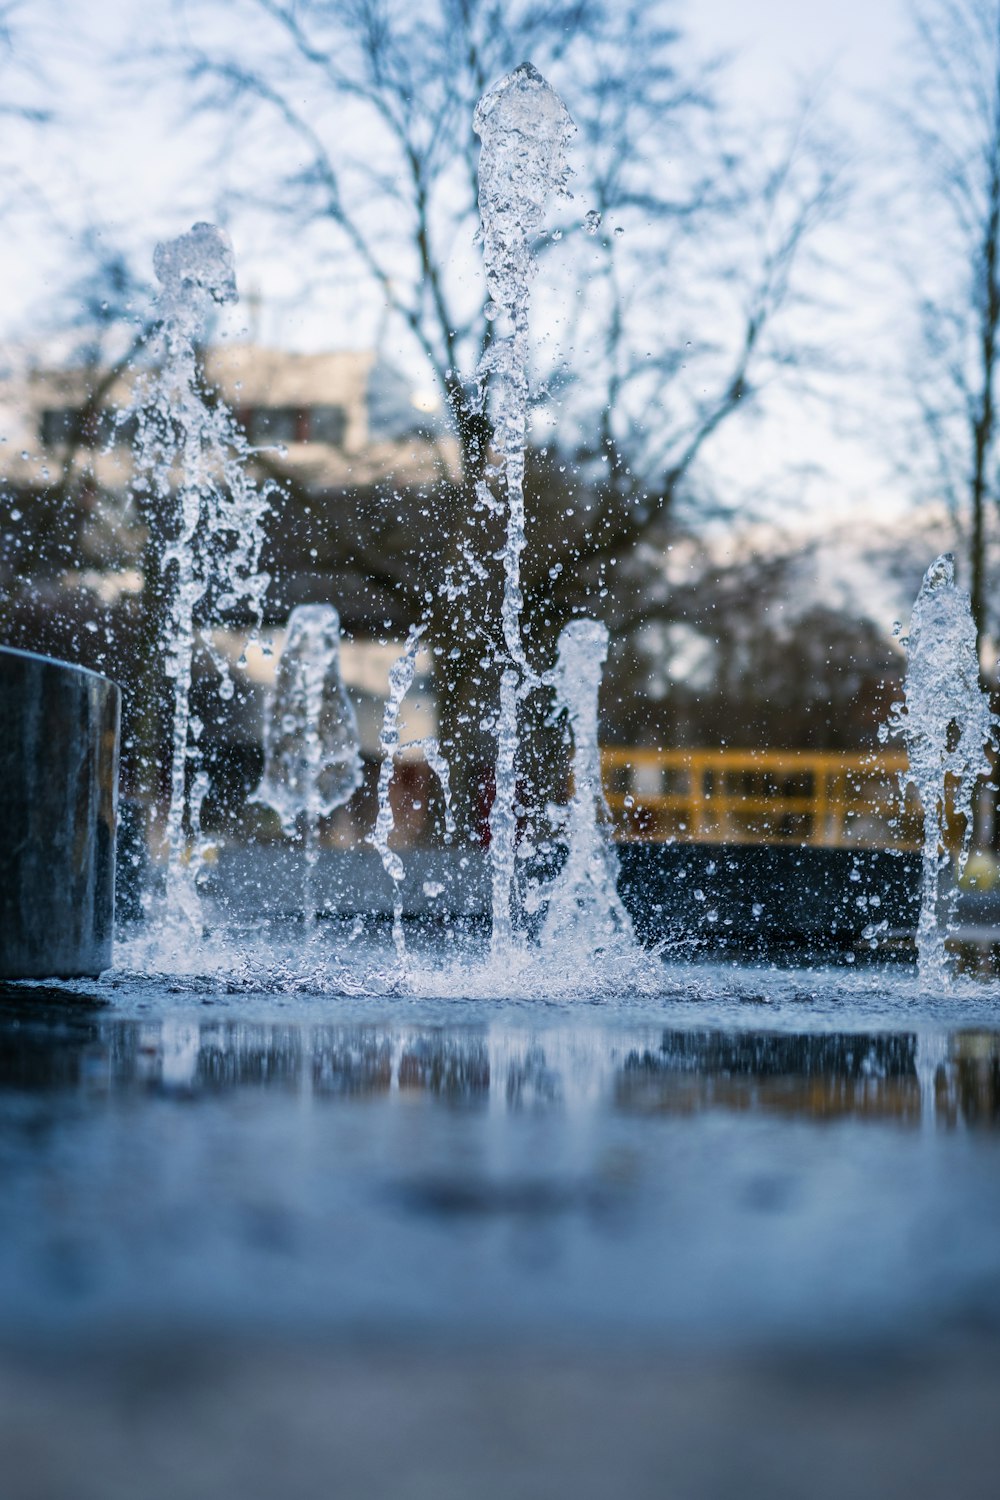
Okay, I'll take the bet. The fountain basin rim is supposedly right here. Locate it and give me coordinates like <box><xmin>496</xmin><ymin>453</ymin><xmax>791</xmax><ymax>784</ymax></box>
<box><xmin>0</xmin><ymin>644</ymin><xmax>119</xmax><ymax>692</ymax></box>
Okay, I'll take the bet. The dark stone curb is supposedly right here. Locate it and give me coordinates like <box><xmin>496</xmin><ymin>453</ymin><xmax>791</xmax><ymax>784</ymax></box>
<box><xmin>0</xmin><ymin>647</ymin><xmax>120</xmax><ymax>978</ymax></box>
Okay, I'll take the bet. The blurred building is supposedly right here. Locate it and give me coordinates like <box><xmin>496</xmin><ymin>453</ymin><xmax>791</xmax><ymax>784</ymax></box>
<box><xmin>0</xmin><ymin>342</ymin><xmax>953</xmax><ymax>854</ymax></box>
<box><xmin>0</xmin><ymin>342</ymin><xmax>455</xmax><ymax>467</ymax></box>
<box><xmin>0</xmin><ymin>342</ymin><xmax>459</xmax><ymax>623</ymax></box>
<box><xmin>0</xmin><ymin>344</ymin><xmax>458</xmax><ymax>839</ymax></box>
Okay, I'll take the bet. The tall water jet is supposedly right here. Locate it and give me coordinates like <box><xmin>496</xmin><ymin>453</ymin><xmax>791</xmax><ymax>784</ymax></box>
<box><xmin>536</xmin><ymin>620</ymin><xmax>639</xmax><ymax>957</ymax></box>
<box><xmin>473</xmin><ymin>63</ymin><xmax>575</xmax><ymax>955</ymax></box>
<box><xmin>882</xmin><ymin>554</ymin><xmax>998</xmax><ymax>980</ymax></box>
<box><xmin>128</xmin><ymin>222</ymin><xmax>274</xmax><ymax>937</ymax></box>
<box><xmin>370</xmin><ymin>627</ymin><xmax>454</xmax><ymax>964</ymax></box>
<box><xmin>251</xmin><ymin>604</ymin><xmax>362</xmax><ymax>925</ymax></box>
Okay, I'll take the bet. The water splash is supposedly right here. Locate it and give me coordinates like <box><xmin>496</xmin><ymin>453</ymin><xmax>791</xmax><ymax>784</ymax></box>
<box><xmin>370</xmin><ymin>627</ymin><xmax>454</xmax><ymax>965</ymax></box>
<box><xmin>488</xmin><ymin>666</ymin><xmax>520</xmax><ymax>954</ymax></box>
<box><xmin>251</xmin><ymin>604</ymin><xmax>362</xmax><ymax>925</ymax></box>
<box><xmin>882</xmin><ymin>554</ymin><xmax>998</xmax><ymax>981</ymax></box>
<box><xmin>473</xmin><ymin>62</ymin><xmax>575</xmax><ymax>953</ymax></box>
<box><xmin>128</xmin><ymin>222</ymin><xmax>274</xmax><ymax>940</ymax></box>
<box><xmin>151</xmin><ymin>223</ymin><xmax>238</xmax><ymax>339</ymax></box>
<box><xmin>535</xmin><ymin>620</ymin><xmax>641</xmax><ymax>958</ymax></box>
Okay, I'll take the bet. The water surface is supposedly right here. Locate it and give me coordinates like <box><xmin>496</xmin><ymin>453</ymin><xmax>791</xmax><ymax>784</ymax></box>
<box><xmin>2</xmin><ymin>942</ymin><xmax>998</xmax><ymax>1353</ymax></box>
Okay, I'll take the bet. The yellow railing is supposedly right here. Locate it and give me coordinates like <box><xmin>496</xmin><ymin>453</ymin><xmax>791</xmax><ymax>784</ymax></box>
<box><xmin>600</xmin><ymin>748</ymin><xmax>928</xmax><ymax>849</ymax></box>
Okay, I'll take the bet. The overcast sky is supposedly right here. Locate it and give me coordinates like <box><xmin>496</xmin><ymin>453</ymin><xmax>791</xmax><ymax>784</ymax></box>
<box><xmin>2</xmin><ymin>0</ymin><xmax>910</xmax><ymax>334</ymax></box>
<box><xmin>1</xmin><ymin>0</ymin><xmax>916</xmax><ymax>535</ymax></box>
<box><xmin>694</xmin><ymin>0</ymin><xmax>906</xmax><ymax>98</ymax></box>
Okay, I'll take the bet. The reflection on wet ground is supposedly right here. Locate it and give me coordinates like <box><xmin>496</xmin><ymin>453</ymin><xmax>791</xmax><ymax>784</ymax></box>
<box><xmin>620</xmin><ymin>1030</ymin><xmax>998</xmax><ymax>1127</ymax></box>
<box><xmin>2</xmin><ymin>998</ymin><xmax>998</xmax><ymax>1129</ymax></box>
<box><xmin>935</xmin><ymin>1031</ymin><xmax>1000</xmax><ymax>1126</ymax></box>
<box><xmin>0</xmin><ymin>985</ymin><xmax>997</xmax><ymax>1351</ymax></box>
<box><xmin>2</xmin><ymin>979</ymin><xmax>1000</xmax><ymax>1498</ymax></box>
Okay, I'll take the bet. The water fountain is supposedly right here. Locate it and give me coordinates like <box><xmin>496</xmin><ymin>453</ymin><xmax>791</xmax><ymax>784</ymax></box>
<box><xmin>5</xmin><ymin>64</ymin><xmax>1000</xmax><ymax>1500</ymax></box>
<box><xmin>114</xmin><ymin>70</ymin><xmax>612</xmax><ymax>982</ymax></box>
<box><xmin>94</xmin><ymin>44</ymin><xmax>1000</xmax><ymax>1015</ymax></box>
<box><xmin>882</xmin><ymin>553</ymin><xmax>998</xmax><ymax>980</ymax></box>
<box><xmin>534</xmin><ymin>619</ymin><xmax>639</xmax><ymax>957</ymax></box>
<box><xmin>114</xmin><ymin>75</ymin><xmax>978</xmax><ymax>992</ymax></box>
<box><xmin>128</xmin><ymin>222</ymin><xmax>274</xmax><ymax>941</ymax></box>
<box><xmin>472</xmin><ymin>62</ymin><xmax>575</xmax><ymax>957</ymax></box>
<box><xmin>370</xmin><ymin>625</ymin><xmax>454</xmax><ymax>964</ymax></box>
<box><xmin>251</xmin><ymin>603</ymin><xmax>363</xmax><ymax>926</ymax></box>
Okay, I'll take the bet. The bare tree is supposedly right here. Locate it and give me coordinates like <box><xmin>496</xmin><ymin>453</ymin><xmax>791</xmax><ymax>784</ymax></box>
<box><xmin>0</xmin><ymin>3</ymin><xmax>52</xmax><ymax>159</ymax></box>
<box><xmin>165</xmin><ymin>0</ymin><xmax>836</xmax><ymax>495</ymax></box>
<box><xmin>128</xmin><ymin>0</ymin><xmax>842</xmax><ymax>828</ymax></box>
<box><xmin>895</xmin><ymin>0</ymin><xmax>1000</xmax><ymax>665</ymax></box>
<box><xmin>0</xmin><ymin>3</ymin><xmax>63</xmax><ymax>313</ymax></box>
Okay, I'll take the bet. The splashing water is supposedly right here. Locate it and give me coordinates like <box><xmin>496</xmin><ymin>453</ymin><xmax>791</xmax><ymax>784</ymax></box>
<box><xmin>473</xmin><ymin>62</ymin><xmax>575</xmax><ymax>954</ymax></box>
<box><xmin>128</xmin><ymin>223</ymin><xmax>274</xmax><ymax>941</ymax></box>
<box><xmin>101</xmin><ymin>92</ymin><xmax>1000</xmax><ymax>1005</ymax></box>
<box><xmin>117</xmin><ymin>84</ymin><xmax>658</xmax><ymax>999</ymax></box>
<box><xmin>488</xmin><ymin>666</ymin><xmax>520</xmax><ymax>955</ymax></box>
<box><xmin>535</xmin><ymin>620</ymin><xmax>640</xmax><ymax>958</ymax></box>
<box><xmin>251</xmin><ymin>604</ymin><xmax>362</xmax><ymax>926</ymax></box>
<box><xmin>370</xmin><ymin>626</ymin><xmax>455</xmax><ymax>965</ymax></box>
<box><xmin>882</xmin><ymin>554</ymin><xmax>998</xmax><ymax>981</ymax></box>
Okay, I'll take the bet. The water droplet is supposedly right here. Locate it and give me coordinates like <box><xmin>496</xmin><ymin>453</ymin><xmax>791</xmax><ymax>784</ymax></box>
<box><xmin>613</xmin><ymin>225</ymin><xmax>624</xmax><ymax>238</ymax></box>
<box><xmin>583</xmin><ymin>209</ymin><xmax>602</xmax><ymax>235</ymax></box>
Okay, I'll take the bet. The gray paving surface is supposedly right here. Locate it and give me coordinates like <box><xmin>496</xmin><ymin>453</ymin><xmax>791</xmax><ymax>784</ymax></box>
<box><xmin>3</xmin><ymin>1337</ymin><xmax>998</xmax><ymax>1500</ymax></box>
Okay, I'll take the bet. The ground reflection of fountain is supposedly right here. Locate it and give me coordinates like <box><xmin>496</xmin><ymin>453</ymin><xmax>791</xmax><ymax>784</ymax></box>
<box><xmin>505</xmin><ymin>1043</ymin><xmax>562</xmax><ymax>1109</ymax></box>
<box><xmin>398</xmin><ymin>1036</ymin><xmax>491</xmax><ymax>1102</ymax></box>
<box><xmin>617</xmin><ymin>1031</ymin><xmax>923</xmax><ymax>1124</ymax></box>
<box><xmin>934</xmin><ymin>1031</ymin><xmax>1000</xmax><ymax>1128</ymax></box>
<box><xmin>312</xmin><ymin>1032</ymin><xmax>394</xmax><ymax>1097</ymax></box>
<box><xmin>5</xmin><ymin>1006</ymin><xmax>997</xmax><ymax>1128</ymax></box>
<box><xmin>192</xmin><ymin>1022</ymin><xmax>305</xmax><ymax>1092</ymax></box>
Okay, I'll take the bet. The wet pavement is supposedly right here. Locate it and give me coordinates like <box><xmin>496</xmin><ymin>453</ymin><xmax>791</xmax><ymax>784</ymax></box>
<box><xmin>1</xmin><ymin>952</ymin><xmax>999</xmax><ymax>1496</ymax></box>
